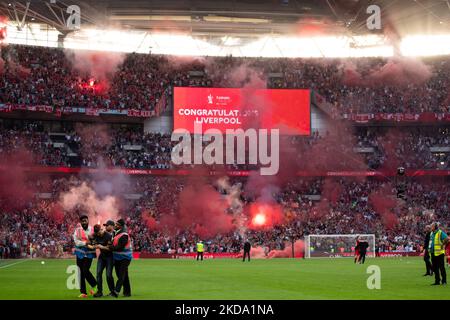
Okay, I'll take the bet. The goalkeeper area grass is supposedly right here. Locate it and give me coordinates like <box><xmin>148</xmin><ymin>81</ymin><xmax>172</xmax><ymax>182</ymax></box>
<box><xmin>0</xmin><ymin>257</ymin><xmax>448</xmax><ymax>300</ymax></box>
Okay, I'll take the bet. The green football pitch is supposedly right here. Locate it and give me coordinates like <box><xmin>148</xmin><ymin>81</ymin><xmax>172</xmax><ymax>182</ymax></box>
<box><xmin>0</xmin><ymin>257</ymin><xmax>448</xmax><ymax>300</ymax></box>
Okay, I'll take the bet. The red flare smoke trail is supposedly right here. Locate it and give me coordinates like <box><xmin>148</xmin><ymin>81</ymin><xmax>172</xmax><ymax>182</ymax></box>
<box><xmin>247</xmin><ymin>202</ymin><xmax>283</xmax><ymax>230</ymax></box>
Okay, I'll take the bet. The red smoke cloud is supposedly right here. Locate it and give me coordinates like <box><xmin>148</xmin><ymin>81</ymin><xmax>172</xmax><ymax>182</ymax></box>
<box><xmin>9</xmin><ymin>60</ymin><xmax>31</xmax><ymax>77</ymax></box>
<box><xmin>267</xmin><ymin>240</ymin><xmax>305</xmax><ymax>258</ymax></box>
<box><xmin>228</xmin><ymin>63</ymin><xmax>266</xmax><ymax>89</ymax></box>
<box><xmin>48</xmin><ymin>203</ymin><xmax>65</xmax><ymax>224</ymax></box>
<box><xmin>0</xmin><ymin>40</ymin><xmax>31</xmax><ymax>78</ymax></box>
<box><xmin>321</xmin><ymin>178</ymin><xmax>344</xmax><ymax>204</ymax></box>
<box><xmin>75</xmin><ymin>123</ymin><xmax>112</xmax><ymax>166</ymax></box>
<box><xmin>310</xmin><ymin>198</ymin><xmax>331</xmax><ymax>222</ymax></box>
<box><xmin>342</xmin><ymin>57</ymin><xmax>433</xmax><ymax>87</ymax></box>
<box><xmin>369</xmin><ymin>183</ymin><xmax>398</xmax><ymax>229</ymax></box>
<box><xmin>141</xmin><ymin>209</ymin><xmax>159</xmax><ymax>230</ymax></box>
<box><xmin>300</xmin><ymin>123</ymin><xmax>367</xmax><ymax>172</ymax></box>
<box><xmin>238</xmin><ymin>68</ymin><xmax>268</xmax><ymax>132</ymax></box>
<box><xmin>65</xmin><ymin>49</ymin><xmax>125</xmax><ymax>90</ymax></box>
<box><xmin>59</xmin><ymin>181</ymin><xmax>120</xmax><ymax>224</ymax></box>
<box><xmin>159</xmin><ymin>182</ymin><xmax>235</xmax><ymax>238</ymax></box>
<box><xmin>53</xmin><ymin>123</ymin><xmax>131</xmax><ymax>225</ymax></box>
<box><xmin>249</xmin><ymin>245</ymin><xmax>268</xmax><ymax>259</ymax></box>
<box><xmin>307</xmin><ymin>178</ymin><xmax>345</xmax><ymax>222</ymax></box>
<box><xmin>0</xmin><ymin>150</ymin><xmax>34</xmax><ymax>210</ymax></box>
<box><xmin>369</xmin><ymin>58</ymin><xmax>432</xmax><ymax>86</ymax></box>
<box><xmin>165</xmin><ymin>55</ymin><xmax>204</xmax><ymax>71</ymax></box>
<box><xmin>247</xmin><ymin>202</ymin><xmax>283</xmax><ymax>230</ymax></box>
<box><xmin>248</xmin><ymin>240</ymin><xmax>305</xmax><ymax>259</ymax></box>
<box><xmin>376</xmin><ymin>129</ymin><xmax>419</xmax><ymax>171</ymax></box>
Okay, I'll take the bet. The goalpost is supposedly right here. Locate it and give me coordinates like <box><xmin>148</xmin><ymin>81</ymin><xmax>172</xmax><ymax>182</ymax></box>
<box><xmin>304</xmin><ymin>234</ymin><xmax>376</xmax><ymax>258</ymax></box>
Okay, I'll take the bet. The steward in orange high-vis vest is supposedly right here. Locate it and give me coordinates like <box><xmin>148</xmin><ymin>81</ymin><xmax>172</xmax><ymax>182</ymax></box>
<box><xmin>111</xmin><ymin>218</ymin><xmax>132</xmax><ymax>297</ymax></box>
<box><xmin>73</xmin><ymin>215</ymin><xmax>97</xmax><ymax>298</ymax></box>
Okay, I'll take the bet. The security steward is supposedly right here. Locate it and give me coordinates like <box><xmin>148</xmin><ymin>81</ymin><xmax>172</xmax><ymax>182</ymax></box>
<box><xmin>111</xmin><ymin>218</ymin><xmax>132</xmax><ymax>297</ymax></box>
<box><xmin>196</xmin><ymin>240</ymin><xmax>204</xmax><ymax>261</ymax></box>
<box><xmin>429</xmin><ymin>222</ymin><xmax>448</xmax><ymax>285</ymax></box>
<box><xmin>423</xmin><ymin>225</ymin><xmax>433</xmax><ymax>276</ymax></box>
<box><xmin>73</xmin><ymin>215</ymin><xmax>97</xmax><ymax>298</ymax></box>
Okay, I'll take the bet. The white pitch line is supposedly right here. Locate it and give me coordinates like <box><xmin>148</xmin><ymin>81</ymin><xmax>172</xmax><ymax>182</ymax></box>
<box><xmin>0</xmin><ymin>259</ymin><xmax>30</xmax><ymax>269</ymax></box>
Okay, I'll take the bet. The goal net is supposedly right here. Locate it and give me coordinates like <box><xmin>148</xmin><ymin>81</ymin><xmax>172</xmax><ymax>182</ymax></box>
<box><xmin>304</xmin><ymin>234</ymin><xmax>375</xmax><ymax>258</ymax></box>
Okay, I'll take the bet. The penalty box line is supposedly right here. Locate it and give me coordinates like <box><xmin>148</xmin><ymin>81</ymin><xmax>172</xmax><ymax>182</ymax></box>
<box><xmin>0</xmin><ymin>259</ymin><xmax>30</xmax><ymax>269</ymax></box>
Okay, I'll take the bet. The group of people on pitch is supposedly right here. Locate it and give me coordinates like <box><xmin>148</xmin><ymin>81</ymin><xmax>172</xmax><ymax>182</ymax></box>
<box><xmin>423</xmin><ymin>222</ymin><xmax>449</xmax><ymax>285</ymax></box>
<box><xmin>73</xmin><ymin>215</ymin><xmax>133</xmax><ymax>298</ymax></box>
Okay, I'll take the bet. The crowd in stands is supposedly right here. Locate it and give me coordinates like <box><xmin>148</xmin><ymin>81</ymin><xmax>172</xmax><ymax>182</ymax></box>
<box><xmin>1</xmin><ymin>45</ymin><xmax>449</xmax><ymax>259</ymax></box>
<box><xmin>0</xmin><ymin>122</ymin><xmax>67</xmax><ymax>166</ymax></box>
<box><xmin>1</xmin><ymin>45</ymin><xmax>449</xmax><ymax>115</ymax></box>
<box><xmin>0</xmin><ymin>121</ymin><xmax>448</xmax><ymax>170</ymax></box>
<box><xmin>0</xmin><ymin>46</ymin><xmax>166</xmax><ymax>111</ymax></box>
<box><xmin>1</xmin><ymin>175</ymin><xmax>448</xmax><ymax>258</ymax></box>
<box><xmin>0</xmin><ymin>199</ymin><xmax>75</xmax><ymax>258</ymax></box>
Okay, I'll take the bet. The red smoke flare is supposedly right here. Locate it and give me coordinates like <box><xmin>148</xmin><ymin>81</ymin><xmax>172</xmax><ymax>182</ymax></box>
<box><xmin>267</xmin><ymin>240</ymin><xmax>305</xmax><ymax>258</ymax></box>
<box><xmin>0</xmin><ymin>16</ymin><xmax>7</xmax><ymax>41</ymax></box>
<box><xmin>65</xmin><ymin>49</ymin><xmax>125</xmax><ymax>91</ymax></box>
<box><xmin>247</xmin><ymin>240</ymin><xmax>305</xmax><ymax>259</ymax></box>
<box><xmin>252</xmin><ymin>213</ymin><xmax>267</xmax><ymax>227</ymax></box>
<box><xmin>247</xmin><ymin>202</ymin><xmax>283</xmax><ymax>230</ymax></box>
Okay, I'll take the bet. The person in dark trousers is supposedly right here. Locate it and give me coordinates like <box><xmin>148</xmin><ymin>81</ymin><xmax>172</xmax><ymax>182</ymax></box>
<box><xmin>92</xmin><ymin>221</ymin><xmax>115</xmax><ymax>298</ymax></box>
<box><xmin>423</xmin><ymin>225</ymin><xmax>433</xmax><ymax>276</ymax></box>
<box><xmin>196</xmin><ymin>241</ymin><xmax>204</xmax><ymax>261</ymax></box>
<box><xmin>243</xmin><ymin>240</ymin><xmax>251</xmax><ymax>262</ymax></box>
<box><xmin>354</xmin><ymin>237</ymin><xmax>360</xmax><ymax>263</ymax></box>
<box><xmin>111</xmin><ymin>219</ymin><xmax>132</xmax><ymax>297</ymax></box>
<box><xmin>73</xmin><ymin>215</ymin><xmax>97</xmax><ymax>298</ymax></box>
<box><xmin>358</xmin><ymin>239</ymin><xmax>369</xmax><ymax>264</ymax></box>
<box><xmin>429</xmin><ymin>222</ymin><xmax>448</xmax><ymax>285</ymax></box>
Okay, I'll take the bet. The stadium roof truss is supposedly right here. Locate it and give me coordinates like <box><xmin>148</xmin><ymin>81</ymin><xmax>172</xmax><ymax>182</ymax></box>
<box><xmin>1</xmin><ymin>0</ymin><xmax>449</xmax><ymax>57</ymax></box>
<box><xmin>0</xmin><ymin>1</ymin><xmax>101</xmax><ymax>34</ymax></box>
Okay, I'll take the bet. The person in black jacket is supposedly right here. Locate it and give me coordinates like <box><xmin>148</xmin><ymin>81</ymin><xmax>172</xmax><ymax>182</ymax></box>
<box><xmin>358</xmin><ymin>240</ymin><xmax>369</xmax><ymax>264</ymax></box>
<box><xmin>243</xmin><ymin>240</ymin><xmax>251</xmax><ymax>262</ymax></box>
<box><xmin>423</xmin><ymin>225</ymin><xmax>433</xmax><ymax>276</ymax></box>
<box><xmin>92</xmin><ymin>221</ymin><xmax>115</xmax><ymax>297</ymax></box>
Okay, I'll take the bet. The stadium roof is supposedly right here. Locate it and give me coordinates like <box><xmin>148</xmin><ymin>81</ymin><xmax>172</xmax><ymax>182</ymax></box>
<box><xmin>1</xmin><ymin>0</ymin><xmax>449</xmax><ymax>57</ymax></box>
<box><xmin>1</xmin><ymin>0</ymin><xmax>449</xmax><ymax>36</ymax></box>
